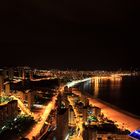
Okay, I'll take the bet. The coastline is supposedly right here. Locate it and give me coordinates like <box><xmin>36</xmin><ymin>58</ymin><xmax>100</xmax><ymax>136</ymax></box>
<box><xmin>84</xmin><ymin>92</ymin><xmax>140</xmax><ymax>120</ymax></box>
<box><xmin>73</xmin><ymin>89</ymin><xmax>140</xmax><ymax>132</ymax></box>
<box><xmin>95</xmin><ymin>97</ymin><xmax>140</xmax><ymax>120</ymax></box>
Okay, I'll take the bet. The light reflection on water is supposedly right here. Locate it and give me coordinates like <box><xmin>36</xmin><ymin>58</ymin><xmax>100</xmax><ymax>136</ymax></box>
<box><xmin>92</xmin><ymin>76</ymin><xmax>122</xmax><ymax>98</ymax></box>
<box><xmin>74</xmin><ymin>76</ymin><xmax>140</xmax><ymax>116</ymax></box>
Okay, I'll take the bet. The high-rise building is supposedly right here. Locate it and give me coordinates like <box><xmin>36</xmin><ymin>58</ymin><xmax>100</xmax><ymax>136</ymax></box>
<box><xmin>0</xmin><ymin>100</ymin><xmax>18</xmax><ymax>126</ymax></box>
<box><xmin>63</xmin><ymin>93</ymin><xmax>69</xmax><ymax>108</ymax></box>
<box><xmin>85</xmin><ymin>98</ymin><xmax>89</xmax><ymax>107</ymax></box>
<box><xmin>92</xmin><ymin>106</ymin><xmax>101</xmax><ymax>117</ymax></box>
<box><xmin>21</xmin><ymin>91</ymin><xmax>25</xmax><ymax>103</ymax></box>
<box><xmin>64</xmin><ymin>86</ymin><xmax>69</xmax><ymax>93</ymax></box>
<box><xmin>8</xmin><ymin>100</ymin><xmax>18</xmax><ymax>118</ymax></box>
<box><xmin>56</xmin><ymin>108</ymin><xmax>69</xmax><ymax>140</ymax></box>
<box><xmin>83</xmin><ymin>126</ymin><xmax>97</xmax><ymax>140</ymax></box>
<box><xmin>5</xmin><ymin>83</ymin><xmax>10</xmax><ymax>95</ymax></box>
<box><xmin>68</xmin><ymin>105</ymin><xmax>75</xmax><ymax>126</ymax></box>
<box><xmin>22</xmin><ymin>69</ymin><xmax>25</xmax><ymax>80</ymax></box>
<box><xmin>97</xmin><ymin>133</ymin><xmax>130</xmax><ymax>140</ymax></box>
<box><xmin>56</xmin><ymin>93</ymin><xmax>69</xmax><ymax>140</ymax></box>
<box><xmin>69</xmin><ymin>87</ymin><xmax>72</xmax><ymax>93</ymax></box>
<box><xmin>8</xmin><ymin>68</ymin><xmax>14</xmax><ymax>80</ymax></box>
<box><xmin>83</xmin><ymin>106</ymin><xmax>88</xmax><ymax>122</ymax></box>
<box><xmin>57</xmin><ymin>93</ymin><xmax>62</xmax><ymax>109</ymax></box>
<box><xmin>0</xmin><ymin>75</ymin><xmax>4</xmax><ymax>99</ymax></box>
<box><xmin>18</xmin><ymin>91</ymin><xmax>25</xmax><ymax>103</ymax></box>
<box><xmin>28</xmin><ymin>91</ymin><xmax>34</xmax><ymax>110</ymax></box>
<box><xmin>30</xmin><ymin>71</ymin><xmax>33</xmax><ymax>80</ymax></box>
<box><xmin>80</xmin><ymin>94</ymin><xmax>86</xmax><ymax>105</ymax></box>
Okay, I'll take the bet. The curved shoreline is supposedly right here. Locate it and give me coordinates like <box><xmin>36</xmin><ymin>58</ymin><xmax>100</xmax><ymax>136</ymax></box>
<box><xmin>95</xmin><ymin>97</ymin><xmax>140</xmax><ymax>120</ymax></box>
<box><xmin>84</xmin><ymin>92</ymin><xmax>140</xmax><ymax>120</ymax></box>
<box><xmin>89</xmin><ymin>98</ymin><xmax>140</xmax><ymax>132</ymax></box>
<box><xmin>73</xmin><ymin>89</ymin><xmax>140</xmax><ymax>132</ymax></box>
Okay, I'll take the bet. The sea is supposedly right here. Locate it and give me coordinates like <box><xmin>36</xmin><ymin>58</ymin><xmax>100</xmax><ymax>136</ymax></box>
<box><xmin>74</xmin><ymin>76</ymin><xmax>140</xmax><ymax>117</ymax></box>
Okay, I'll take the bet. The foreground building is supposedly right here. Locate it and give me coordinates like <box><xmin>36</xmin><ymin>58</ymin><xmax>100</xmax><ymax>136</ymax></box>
<box><xmin>56</xmin><ymin>108</ymin><xmax>69</xmax><ymax>140</ymax></box>
<box><xmin>0</xmin><ymin>100</ymin><xmax>18</xmax><ymax>127</ymax></box>
<box><xmin>56</xmin><ymin>93</ymin><xmax>69</xmax><ymax>140</ymax></box>
<box><xmin>83</xmin><ymin>126</ymin><xmax>131</xmax><ymax>140</ymax></box>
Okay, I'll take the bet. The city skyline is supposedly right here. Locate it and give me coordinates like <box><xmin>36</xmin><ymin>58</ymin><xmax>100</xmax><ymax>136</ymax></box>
<box><xmin>0</xmin><ymin>0</ymin><xmax>140</xmax><ymax>139</ymax></box>
<box><xmin>0</xmin><ymin>67</ymin><xmax>140</xmax><ymax>139</ymax></box>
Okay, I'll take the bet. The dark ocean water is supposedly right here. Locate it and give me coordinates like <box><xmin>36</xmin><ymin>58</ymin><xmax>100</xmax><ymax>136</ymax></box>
<box><xmin>74</xmin><ymin>76</ymin><xmax>140</xmax><ymax>117</ymax></box>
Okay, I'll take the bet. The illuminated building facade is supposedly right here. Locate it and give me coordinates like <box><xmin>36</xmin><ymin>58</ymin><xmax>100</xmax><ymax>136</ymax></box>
<box><xmin>0</xmin><ymin>100</ymin><xmax>18</xmax><ymax>126</ymax></box>
<box><xmin>97</xmin><ymin>133</ymin><xmax>130</xmax><ymax>140</ymax></box>
<box><xmin>30</xmin><ymin>71</ymin><xmax>33</xmax><ymax>80</ymax></box>
<box><xmin>83</xmin><ymin>126</ymin><xmax>96</xmax><ymax>140</ymax></box>
<box><xmin>83</xmin><ymin>106</ymin><xmax>88</xmax><ymax>122</ymax></box>
<box><xmin>28</xmin><ymin>91</ymin><xmax>34</xmax><ymax>110</ymax></box>
<box><xmin>92</xmin><ymin>106</ymin><xmax>101</xmax><ymax>117</ymax></box>
<box><xmin>0</xmin><ymin>75</ymin><xmax>4</xmax><ymax>101</ymax></box>
<box><xmin>56</xmin><ymin>108</ymin><xmax>69</xmax><ymax>140</ymax></box>
<box><xmin>68</xmin><ymin>105</ymin><xmax>75</xmax><ymax>126</ymax></box>
<box><xmin>85</xmin><ymin>98</ymin><xmax>89</xmax><ymax>107</ymax></box>
<box><xmin>56</xmin><ymin>93</ymin><xmax>69</xmax><ymax>140</ymax></box>
<box><xmin>8</xmin><ymin>68</ymin><xmax>14</xmax><ymax>81</ymax></box>
<box><xmin>18</xmin><ymin>91</ymin><xmax>25</xmax><ymax>103</ymax></box>
<box><xmin>64</xmin><ymin>86</ymin><xmax>69</xmax><ymax>93</ymax></box>
<box><xmin>22</xmin><ymin>69</ymin><xmax>25</xmax><ymax>80</ymax></box>
<box><xmin>5</xmin><ymin>83</ymin><xmax>10</xmax><ymax>95</ymax></box>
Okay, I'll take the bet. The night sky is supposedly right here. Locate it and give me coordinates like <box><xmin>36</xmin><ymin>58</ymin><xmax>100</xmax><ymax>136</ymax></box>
<box><xmin>0</xmin><ymin>0</ymin><xmax>140</xmax><ymax>70</ymax></box>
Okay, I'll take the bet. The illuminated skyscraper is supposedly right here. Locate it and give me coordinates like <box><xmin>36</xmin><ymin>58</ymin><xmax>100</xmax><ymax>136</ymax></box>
<box><xmin>85</xmin><ymin>98</ymin><xmax>89</xmax><ymax>107</ymax></box>
<box><xmin>68</xmin><ymin>105</ymin><xmax>75</xmax><ymax>126</ymax></box>
<box><xmin>56</xmin><ymin>108</ymin><xmax>69</xmax><ymax>140</ymax></box>
<box><xmin>56</xmin><ymin>93</ymin><xmax>69</xmax><ymax>140</ymax></box>
<box><xmin>30</xmin><ymin>71</ymin><xmax>33</xmax><ymax>80</ymax></box>
<box><xmin>0</xmin><ymin>75</ymin><xmax>4</xmax><ymax>100</ymax></box>
<box><xmin>83</xmin><ymin>126</ymin><xmax>96</xmax><ymax>140</ymax></box>
<box><xmin>21</xmin><ymin>91</ymin><xmax>25</xmax><ymax>103</ymax></box>
<box><xmin>0</xmin><ymin>100</ymin><xmax>18</xmax><ymax>127</ymax></box>
<box><xmin>5</xmin><ymin>83</ymin><xmax>10</xmax><ymax>95</ymax></box>
<box><xmin>57</xmin><ymin>93</ymin><xmax>62</xmax><ymax>109</ymax></box>
<box><xmin>93</xmin><ymin>106</ymin><xmax>101</xmax><ymax>117</ymax></box>
<box><xmin>8</xmin><ymin>68</ymin><xmax>14</xmax><ymax>80</ymax></box>
<box><xmin>63</xmin><ymin>93</ymin><xmax>69</xmax><ymax>108</ymax></box>
<box><xmin>64</xmin><ymin>86</ymin><xmax>69</xmax><ymax>93</ymax></box>
<box><xmin>22</xmin><ymin>69</ymin><xmax>25</xmax><ymax>80</ymax></box>
<box><xmin>17</xmin><ymin>67</ymin><xmax>22</xmax><ymax>78</ymax></box>
<box><xmin>83</xmin><ymin>106</ymin><xmax>88</xmax><ymax>122</ymax></box>
<box><xmin>28</xmin><ymin>91</ymin><xmax>34</xmax><ymax>110</ymax></box>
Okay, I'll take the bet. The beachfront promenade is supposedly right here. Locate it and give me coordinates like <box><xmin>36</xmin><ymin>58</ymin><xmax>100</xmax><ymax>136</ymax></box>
<box><xmin>72</xmin><ymin>89</ymin><xmax>140</xmax><ymax>132</ymax></box>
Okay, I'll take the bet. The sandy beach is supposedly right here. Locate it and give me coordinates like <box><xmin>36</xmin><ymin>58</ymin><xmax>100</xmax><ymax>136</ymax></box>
<box><xmin>73</xmin><ymin>89</ymin><xmax>140</xmax><ymax>132</ymax></box>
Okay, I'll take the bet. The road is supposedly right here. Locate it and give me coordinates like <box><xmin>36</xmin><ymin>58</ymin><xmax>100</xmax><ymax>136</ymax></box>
<box><xmin>11</xmin><ymin>95</ymin><xmax>33</xmax><ymax>117</ymax></box>
<box><xmin>25</xmin><ymin>96</ymin><xmax>57</xmax><ymax>139</ymax></box>
<box><xmin>68</xmin><ymin>96</ymin><xmax>83</xmax><ymax>140</ymax></box>
<box><xmin>30</xmin><ymin>77</ymin><xmax>56</xmax><ymax>82</ymax></box>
